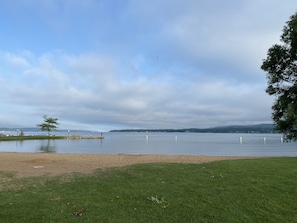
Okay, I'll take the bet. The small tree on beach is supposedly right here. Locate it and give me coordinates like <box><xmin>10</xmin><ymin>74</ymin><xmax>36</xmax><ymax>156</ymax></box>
<box><xmin>37</xmin><ymin>115</ymin><xmax>59</xmax><ymax>136</ymax></box>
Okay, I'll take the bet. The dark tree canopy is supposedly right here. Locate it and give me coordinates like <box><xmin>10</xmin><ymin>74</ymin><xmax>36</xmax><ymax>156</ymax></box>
<box><xmin>37</xmin><ymin>115</ymin><xmax>59</xmax><ymax>136</ymax></box>
<box><xmin>261</xmin><ymin>12</ymin><xmax>297</xmax><ymax>141</ymax></box>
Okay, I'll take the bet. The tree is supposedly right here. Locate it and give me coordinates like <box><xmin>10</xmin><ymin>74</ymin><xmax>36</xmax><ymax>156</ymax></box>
<box><xmin>261</xmin><ymin>12</ymin><xmax>297</xmax><ymax>141</ymax></box>
<box><xmin>37</xmin><ymin>115</ymin><xmax>59</xmax><ymax>136</ymax></box>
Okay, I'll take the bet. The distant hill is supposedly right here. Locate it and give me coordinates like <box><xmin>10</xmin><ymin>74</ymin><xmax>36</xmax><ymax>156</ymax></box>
<box><xmin>109</xmin><ymin>124</ymin><xmax>277</xmax><ymax>133</ymax></box>
<box><xmin>1</xmin><ymin>124</ymin><xmax>277</xmax><ymax>134</ymax></box>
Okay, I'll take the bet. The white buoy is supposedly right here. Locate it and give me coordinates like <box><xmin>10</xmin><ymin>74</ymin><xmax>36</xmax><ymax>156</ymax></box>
<box><xmin>175</xmin><ymin>135</ymin><xmax>178</xmax><ymax>143</ymax></box>
<box><xmin>146</xmin><ymin>135</ymin><xmax>149</xmax><ymax>143</ymax></box>
<box><xmin>239</xmin><ymin>136</ymin><xmax>243</xmax><ymax>144</ymax></box>
<box><xmin>264</xmin><ymin>137</ymin><xmax>266</xmax><ymax>144</ymax></box>
<box><xmin>281</xmin><ymin>137</ymin><xmax>283</xmax><ymax>143</ymax></box>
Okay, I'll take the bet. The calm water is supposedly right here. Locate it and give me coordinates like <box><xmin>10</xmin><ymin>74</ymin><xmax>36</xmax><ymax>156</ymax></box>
<box><xmin>0</xmin><ymin>131</ymin><xmax>297</xmax><ymax>156</ymax></box>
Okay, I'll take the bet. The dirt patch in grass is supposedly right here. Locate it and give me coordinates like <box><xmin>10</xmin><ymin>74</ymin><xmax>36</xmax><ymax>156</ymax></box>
<box><xmin>0</xmin><ymin>152</ymin><xmax>255</xmax><ymax>178</ymax></box>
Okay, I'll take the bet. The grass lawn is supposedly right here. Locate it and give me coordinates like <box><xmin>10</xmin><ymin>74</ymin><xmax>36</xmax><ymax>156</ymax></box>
<box><xmin>0</xmin><ymin>135</ymin><xmax>103</xmax><ymax>141</ymax></box>
<box><xmin>0</xmin><ymin>135</ymin><xmax>65</xmax><ymax>141</ymax></box>
<box><xmin>1</xmin><ymin>157</ymin><xmax>297</xmax><ymax>222</ymax></box>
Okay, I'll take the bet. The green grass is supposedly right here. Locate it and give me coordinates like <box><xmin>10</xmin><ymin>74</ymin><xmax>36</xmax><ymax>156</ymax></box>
<box><xmin>1</xmin><ymin>157</ymin><xmax>297</xmax><ymax>222</ymax></box>
<box><xmin>0</xmin><ymin>135</ymin><xmax>65</xmax><ymax>141</ymax></box>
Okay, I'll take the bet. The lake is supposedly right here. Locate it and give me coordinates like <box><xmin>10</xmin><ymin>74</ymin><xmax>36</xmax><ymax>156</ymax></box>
<box><xmin>0</xmin><ymin>131</ymin><xmax>297</xmax><ymax>156</ymax></box>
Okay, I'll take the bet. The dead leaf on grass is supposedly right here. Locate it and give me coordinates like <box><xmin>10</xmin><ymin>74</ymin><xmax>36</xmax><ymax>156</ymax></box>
<box><xmin>73</xmin><ymin>208</ymin><xmax>84</xmax><ymax>216</ymax></box>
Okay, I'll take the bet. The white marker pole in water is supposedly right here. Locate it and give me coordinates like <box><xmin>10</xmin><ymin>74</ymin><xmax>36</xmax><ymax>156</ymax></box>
<box><xmin>239</xmin><ymin>136</ymin><xmax>243</xmax><ymax>144</ymax></box>
<box><xmin>146</xmin><ymin>135</ymin><xmax>149</xmax><ymax>143</ymax></box>
<box><xmin>281</xmin><ymin>137</ymin><xmax>283</xmax><ymax>143</ymax></box>
<box><xmin>175</xmin><ymin>135</ymin><xmax>178</xmax><ymax>143</ymax></box>
<box><xmin>264</xmin><ymin>137</ymin><xmax>266</xmax><ymax>144</ymax></box>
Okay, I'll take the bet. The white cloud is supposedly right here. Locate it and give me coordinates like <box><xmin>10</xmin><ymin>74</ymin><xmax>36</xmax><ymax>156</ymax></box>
<box><xmin>0</xmin><ymin>47</ymin><xmax>274</xmax><ymax>130</ymax></box>
<box><xmin>1</xmin><ymin>0</ymin><xmax>294</xmax><ymax>130</ymax></box>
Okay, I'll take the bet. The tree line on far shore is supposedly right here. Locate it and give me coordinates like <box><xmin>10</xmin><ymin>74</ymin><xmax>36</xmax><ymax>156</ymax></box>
<box><xmin>110</xmin><ymin>124</ymin><xmax>276</xmax><ymax>134</ymax></box>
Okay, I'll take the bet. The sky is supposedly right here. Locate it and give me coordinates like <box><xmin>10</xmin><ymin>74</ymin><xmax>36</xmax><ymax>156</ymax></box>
<box><xmin>0</xmin><ymin>0</ymin><xmax>296</xmax><ymax>132</ymax></box>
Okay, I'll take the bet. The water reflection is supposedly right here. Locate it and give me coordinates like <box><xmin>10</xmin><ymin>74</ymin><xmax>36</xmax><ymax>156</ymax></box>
<box><xmin>0</xmin><ymin>132</ymin><xmax>297</xmax><ymax>156</ymax></box>
<box><xmin>38</xmin><ymin>140</ymin><xmax>56</xmax><ymax>153</ymax></box>
<box><xmin>15</xmin><ymin>140</ymin><xmax>24</xmax><ymax>148</ymax></box>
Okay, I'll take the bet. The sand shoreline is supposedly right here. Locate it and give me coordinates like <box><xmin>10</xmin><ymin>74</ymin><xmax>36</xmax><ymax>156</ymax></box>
<box><xmin>0</xmin><ymin>152</ymin><xmax>256</xmax><ymax>177</ymax></box>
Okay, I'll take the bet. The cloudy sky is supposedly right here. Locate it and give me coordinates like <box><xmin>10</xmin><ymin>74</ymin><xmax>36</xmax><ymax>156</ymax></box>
<box><xmin>0</xmin><ymin>1</ymin><xmax>295</xmax><ymax>131</ymax></box>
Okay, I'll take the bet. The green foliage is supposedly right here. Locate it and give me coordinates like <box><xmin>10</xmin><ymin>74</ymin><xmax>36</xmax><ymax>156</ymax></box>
<box><xmin>261</xmin><ymin>12</ymin><xmax>297</xmax><ymax>141</ymax></box>
<box><xmin>37</xmin><ymin>115</ymin><xmax>59</xmax><ymax>135</ymax></box>
<box><xmin>1</xmin><ymin>158</ymin><xmax>297</xmax><ymax>222</ymax></box>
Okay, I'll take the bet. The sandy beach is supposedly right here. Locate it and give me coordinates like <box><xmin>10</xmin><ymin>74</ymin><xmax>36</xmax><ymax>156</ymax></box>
<box><xmin>0</xmin><ymin>152</ymin><xmax>255</xmax><ymax>178</ymax></box>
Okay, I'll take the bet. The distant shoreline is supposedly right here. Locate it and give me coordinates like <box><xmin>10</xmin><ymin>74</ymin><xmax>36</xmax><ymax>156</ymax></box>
<box><xmin>0</xmin><ymin>124</ymin><xmax>276</xmax><ymax>134</ymax></box>
<box><xmin>109</xmin><ymin>124</ymin><xmax>277</xmax><ymax>134</ymax></box>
